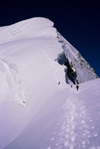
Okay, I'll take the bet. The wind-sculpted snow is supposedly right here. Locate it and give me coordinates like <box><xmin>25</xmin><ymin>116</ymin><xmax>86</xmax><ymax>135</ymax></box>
<box><xmin>0</xmin><ymin>58</ymin><xmax>26</xmax><ymax>105</ymax></box>
<box><xmin>0</xmin><ymin>18</ymin><xmax>100</xmax><ymax>149</ymax></box>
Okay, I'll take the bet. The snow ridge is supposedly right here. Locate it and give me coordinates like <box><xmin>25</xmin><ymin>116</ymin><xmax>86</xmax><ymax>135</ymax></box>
<box><xmin>0</xmin><ymin>17</ymin><xmax>100</xmax><ymax>149</ymax></box>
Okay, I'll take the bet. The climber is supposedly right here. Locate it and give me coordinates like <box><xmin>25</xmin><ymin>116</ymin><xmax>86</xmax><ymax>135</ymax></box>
<box><xmin>71</xmin><ymin>85</ymin><xmax>73</xmax><ymax>88</ymax></box>
<box><xmin>58</xmin><ymin>81</ymin><xmax>60</xmax><ymax>85</ymax></box>
<box><xmin>76</xmin><ymin>84</ymin><xmax>79</xmax><ymax>91</ymax></box>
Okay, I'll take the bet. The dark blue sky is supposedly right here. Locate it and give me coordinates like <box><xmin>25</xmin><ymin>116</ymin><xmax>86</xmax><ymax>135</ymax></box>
<box><xmin>0</xmin><ymin>0</ymin><xmax>100</xmax><ymax>77</ymax></box>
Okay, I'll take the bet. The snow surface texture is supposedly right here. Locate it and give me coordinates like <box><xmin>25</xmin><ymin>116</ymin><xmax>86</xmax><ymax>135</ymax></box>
<box><xmin>0</xmin><ymin>17</ymin><xmax>100</xmax><ymax>149</ymax></box>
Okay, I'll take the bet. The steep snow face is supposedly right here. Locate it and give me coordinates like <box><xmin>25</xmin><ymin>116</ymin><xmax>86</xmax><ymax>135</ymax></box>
<box><xmin>57</xmin><ymin>32</ymin><xmax>98</xmax><ymax>84</ymax></box>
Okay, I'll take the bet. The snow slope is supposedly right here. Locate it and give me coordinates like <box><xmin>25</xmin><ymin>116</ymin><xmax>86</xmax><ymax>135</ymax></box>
<box><xmin>0</xmin><ymin>17</ymin><xmax>100</xmax><ymax>149</ymax></box>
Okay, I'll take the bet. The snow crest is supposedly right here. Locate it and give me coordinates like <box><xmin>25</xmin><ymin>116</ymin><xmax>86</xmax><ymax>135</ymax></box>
<box><xmin>0</xmin><ymin>17</ymin><xmax>57</xmax><ymax>44</ymax></box>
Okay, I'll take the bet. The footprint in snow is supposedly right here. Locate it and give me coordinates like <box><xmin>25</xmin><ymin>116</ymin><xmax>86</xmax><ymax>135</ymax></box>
<box><xmin>52</xmin><ymin>96</ymin><xmax>98</xmax><ymax>148</ymax></box>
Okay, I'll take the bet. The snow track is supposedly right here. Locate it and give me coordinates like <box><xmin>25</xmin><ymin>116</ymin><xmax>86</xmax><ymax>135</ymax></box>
<box><xmin>46</xmin><ymin>90</ymin><xmax>99</xmax><ymax>149</ymax></box>
<box><xmin>58</xmin><ymin>95</ymin><xmax>94</xmax><ymax>149</ymax></box>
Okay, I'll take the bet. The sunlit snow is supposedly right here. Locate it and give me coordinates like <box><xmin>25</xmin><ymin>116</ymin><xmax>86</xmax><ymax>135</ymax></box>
<box><xmin>0</xmin><ymin>17</ymin><xmax>100</xmax><ymax>149</ymax></box>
